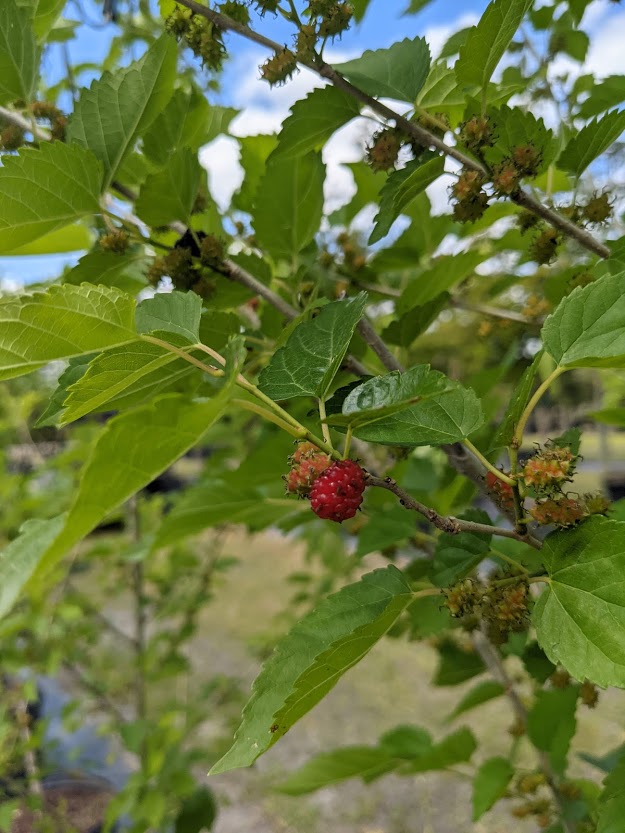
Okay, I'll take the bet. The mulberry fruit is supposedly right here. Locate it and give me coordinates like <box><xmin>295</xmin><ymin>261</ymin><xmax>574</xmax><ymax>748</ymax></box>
<box><xmin>309</xmin><ymin>459</ymin><xmax>366</xmax><ymax>522</ymax></box>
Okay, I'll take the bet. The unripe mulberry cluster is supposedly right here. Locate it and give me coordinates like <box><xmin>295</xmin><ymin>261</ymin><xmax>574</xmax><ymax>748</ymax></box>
<box><xmin>486</xmin><ymin>470</ymin><xmax>515</xmax><ymax>513</ymax></box>
<box><xmin>260</xmin><ymin>48</ymin><xmax>298</xmax><ymax>86</ymax></box>
<box><xmin>308</xmin><ymin>1</ymin><xmax>353</xmax><ymax>38</ymax></box>
<box><xmin>165</xmin><ymin>6</ymin><xmax>226</xmax><ymax>71</ymax></box>
<box><xmin>459</xmin><ymin>115</ymin><xmax>494</xmax><ymax>154</ymax></box>
<box><xmin>99</xmin><ymin>230</ymin><xmax>130</xmax><ymax>254</ymax></box>
<box><xmin>285</xmin><ymin>442</ymin><xmax>367</xmax><ymax>522</ymax></box>
<box><xmin>31</xmin><ymin>101</ymin><xmax>67</xmax><ymax>141</ymax></box>
<box><xmin>0</xmin><ymin>124</ymin><xmax>25</xmax><ymax>151</ymax></box>
<box><xmin>366</xmin><ymin>129</ymin><xmax>402</xmax><ymax>172</ymax></box>
<box><xmin>450</xmin><ymin>169</ymin><xmax>489</xmax><ymax>223</ymax></box>
<box><xmin>530</xmin><ymin>491</ymin><xmax>610</xmax><ymax>528</ymax></box>
<box><xmin>444</xmin><ymin>575</ymin><xmax>530</xmax><ymax>645</ymax></box>
<box><xmin>521</xmin><ymin>442</ymin><xmax>577</xmax><ymax>495</ymax></box>
<box><xmin>147</xmin><ymin>231</ymin><xmax>224</xmax><ymax>300</ymax></box>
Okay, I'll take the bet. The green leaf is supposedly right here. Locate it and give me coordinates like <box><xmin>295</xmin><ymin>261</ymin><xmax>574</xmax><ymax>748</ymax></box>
<box><xmin>369</xmin><ymin>154</ymin><xmax>445</xmax><ymax>245</ymax></box>
<box><xmin>456</xmin><ymin>0</ymin><xmax>533</xmax><ymax>91</ymax></box>
<box><xmin>355</xmin><ymin>504</ymin><xmax>419</xmax><ymax>558</ymax></box>
<box><xmin>0</xmin><ymin>283</ymin><xmax>136</xmax><ymax>381</ymax></box>
<box><xmin>522</xmin><ymin>641</ymin><xmax>556</xmax><ymax>683</ymax></box>
<box><xmin>0</xmin><ymin>516</ymin><xmax>66</xmax><ymax>620</ymax></box>
<box><xmin>233</xmin><ymin>134</ymin><xmax>278</xmax><ymax>215</ymax></box>
<box><xmin>327</xmin><ymin>365</ymin><xmax>450</xmax><ymax>428</ymax></box>
<box><xmin>446</xmin><ymin>681</ymin><xmax>505</xmax><ymax>722</ymax></box>
<box><xmin>350</xmin><ymin>381</ymin><xmax>484</xmax><ymax>447</ymax></box>
<box><xmin>472</xmin><ymin>757</ymin><xmax>514</xmax><ymax>820</ymax></box>
<box><xmin>491</xmin><ymin>352</ymin><xmax>541</xmax><ymax>448</ymax></box>
<box><xmin>431</xmin><ymin>510</ymin><xmax>492</xmax><ymax>587</ymax></box>
<box><xmin>334</xmin><ymin>38</ymin><xmax>430</xmax><ymax>103</ymax></box>
<box><xmin>484</xmin><ymin>106</ymin><xmax>556</xmax><ymax>172</ymax></box>
<box><xmin>276</xmin><ymin>747</ymin><xmax>397</xmax><ymax>795</ymax></box>
<box><xmin>142</xmin><ymin>87</ymin><xmax>218</xmax><ymax>166</ymax></box>
<box><xmin>253</xmin><ymin>151</ymin><xmax>325</xmax><ymax>262</ymax></box>
<box><xmin>533</xmin><ymin>517</ymin><xmax>625</xmax><ymax>688</ymax></box>
<box><xmin>175</xmin><ymin>787</ymin><xmax>217</xmax><ymax>833</ymax></box>
<box><xmin>17</xmin><ymin>0</ymin><xmax>65</xmax><ymax>39</ymax></box>
<box><xmin>402</xmin><ymin>0</ymin><xmax>434</xmax><ymax>15</ymax></box>
<box><xmin>2</xmin><ymin>223</ymin><xmax>92</xmax><ymax>256</ymax></box>
<box><xmin>527</xmin><ymin>688</ymin><xmax>578</xmax><ymax>774</ymax></box>
<box><xmin>136</xmin><ymin>290</ymin><xmax>202</xmax><ymax>343</ymax></box>
<box><xmin>0</xmin><ymin>142</ymin><xmax>102</xmax><ymax>253</ymax></box>
<box><xmin>135</xmin><ymin>148</ymin><xmax>201</xmax><ymax>227</ymax></box>
<box><xmin>434</xmin><ymin>640</ymin><xmax>486</xmax><ymax>686</ymax></box>
<box><xmin>258</xmin><ymin>293</ymin><xmax>367</xmax><ymax>401</ymax></box>
<box><xmin>35</xmin><ymin>356</ymin><xmax>92</xmax><ymax>428</ymax></box>
<box><xmin>270</xmin><ymin>86</ymin><xmax>360</xmax><ymax>161</ymax></box>
<box><xmin>382</xmin><ymin>294</ymin><xmax>448</xmax><ymax>348</ymax></box>
<box><xmin>155</xmin><ymin>480</ymin><xmax>304</xmax><ymax>546</ymax></box>
<box><xmin>59</xmin><ymin>342</ymin><xmax>199</xmax><ymax>425</ymax></box>
<box><xmin>597</xmin><ymin>757</ymin><xmax>625</xmax><ymax>833</ymax></box>
<box><xmin>579</xmin><ymin>76</ymin><xmax>625</xmax><ymax>119</ymax></box>
<box><xmin>350</xmin><ymin>0</ymin><xmax>374</xmax><ymax>20</ymax></box>
<box><xmin>396</xmin><ymin>252</ymin><xmax>482</xmax><ymax>312</ymax></box>
<box><xmin>404</xmin><ymin>727</ymin><xmax>477</xmax><ymax>772</ymax></box>
<box><xmin>68</xmin><ymin>35</ymin><xmax>177</xmax><ymax>189</ymax></box>
<box><xmin>542</xmin><ymin>272</ymin><xmax>625</xmax><ymax>368</ymax></box>
<box><xmin>64</xmin><ymin>251</ymin><xmax>147</xmax><ymax>293</ymax></box>
<box><xmin>210</xmin><ymin>565</ymin><xmax>414</xmax><ymax>773</ymax></box>
<box><xmin>0</xmin><ymin>0</ymin><xmax>39</xmax><ymax>105</ymax></box>
<box><xmin>558</xmin><ymin>111</ymin><xmax>625</xmax><ymax>178</ymax></box>
<box><xmin>31</xmin><ymin>390</ymin><xmax>234</xmax><ymax>587</ymax></box>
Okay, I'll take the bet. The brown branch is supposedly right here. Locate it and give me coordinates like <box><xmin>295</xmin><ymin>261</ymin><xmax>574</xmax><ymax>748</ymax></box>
<box><xmin>365</xmin><ymin>473</ymin><xmax>541</xmax><ymax>546</ymax></box>
<box><xmin>15</xmin><ymin>698</ymin><xmax>43</xmax><ymax>799</ymax></box>
<box><xmin>357</xmin><ymin>316</ymin><xmax>404</xmax><ymax>372</ymax></box>
<box><xmin>171</xmin><ymin>0</ymin><xmax>610</xmax><ymax>260</ymax></box>
<box><xmin>472</xmin><ymin>630</ymin><xmax>576</xmax><ymax>833</ymax></box>
<box><xmin>451</xmin><ymin>298</ymin><xmax>539</xmax><ymax>325</ymax></box>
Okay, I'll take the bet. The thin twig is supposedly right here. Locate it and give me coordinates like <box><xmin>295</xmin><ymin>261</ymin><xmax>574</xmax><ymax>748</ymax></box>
<box><xmin>62</xmin><ymin>662</ymin><xmax>127</xmax><ymax>724</ymax></box>
<box><xmin>357</xmin><ymin>316</ymin><xmax>404</xmax><ymax>372</ymax></box>
<box><xmin>472</xmin><ymin>630</ymin><xmax>576</xmax><ymax>833</ymax></box>
<box><xmin>172</xmin><ymin>0</ymin><xmax>610</xmax><ymax>259</ymax></box>
<box><xmin>15</xmin><ymin>699</ymin><xmax>42</xmax><ymax>799</ymax></box>
<box><xmin>366</xmin><ymin>473</ymin><xmax>541</xmax><ymax>545</ymax></box>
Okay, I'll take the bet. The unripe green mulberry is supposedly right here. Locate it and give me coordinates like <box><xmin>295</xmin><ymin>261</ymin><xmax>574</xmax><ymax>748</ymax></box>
<box><xmin>199</xmin><ymin>234</ymin><xmax>226</xmax><ymax>268</ymax></box>
<box><xmin>529</xmin><ymin>227</ymin><xmax>560</xmax><ymax>264</ymax></box>
<box><xmin>492</xmin><ymin>158</ymin><xmax>521</xmax><ymax>195</ymax></box>
<box><xmin>318</xmin><ymin>2</ymin><xmax>352</xmax><ymax>37</ymax></box>
<box><xmin>219</xmin><ymin>1</ymin><xmax>250</xmax><ymax>24</ymax></box>
<box><xmin>365</xmin><ymin>129</ymin><xmax>402</xmax><ymax>172</ymax></box>
<box><xmin>260</xmin><ymin>48</ymin><xmax>298</xmax><ymax>85</ymax></box>
<box><xmin>0</xmin><ymin>124</ymin><xmax>25</xmax><ymax>150</ymax></box>
<box><xmin>295</xmin><ymin>23</ymin><xmax>318</xmax><ymax>60</ymax></box>
<box><xmin>582</xmin><ymin>192</ymin><xmax>613</xmax><ymax>224</ymax></box>
<box><xmin>459</xmin><ymin>115</ymin><xmax>494</xmax><ymax>152</ymax></box>
<box><xmin>510</xmin><ymin>143</ymin><xmax>542</xmax><ymax>177</ymax></box>
<box><xmin>99</xmin><ymin>230</ymin><xmax>130</xmax><ymax>254</ymax></box>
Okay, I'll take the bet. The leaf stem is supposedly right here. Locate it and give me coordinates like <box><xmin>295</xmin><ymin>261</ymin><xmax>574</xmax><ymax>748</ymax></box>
<box><xmin>512</xmin><ymin>366</ymin><xmax>567</xmax><ymax>448</ymax></box>
<box><xmin>318</xmin><ymin>398</ymin><xmax>333</xmax><ymax>447</ymax></box>
<box><xmin>343</xmin><ymin>424</ymin><xmax>353</xmax><ymax>459</ymax></box>
<box><xmin>232</xmin><ymin>399</ymin><xmax>305</xmax><ymax>437</ymax></box>
<box><xmin>463</xmin><ymin>439</ymin><xmax>516</xmax><ymax>486</ymax></box>
<box><xmin>489</xmin><ymin>547</ymin><xmax>529</xmax><ymax>574</ymax></box>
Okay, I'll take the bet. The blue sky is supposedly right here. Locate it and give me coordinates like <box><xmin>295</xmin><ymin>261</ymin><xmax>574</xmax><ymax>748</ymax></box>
<box><xmin>3</xmin><ymin>0</ymin><xmax>624</xmax><ymax>285</ymax></box>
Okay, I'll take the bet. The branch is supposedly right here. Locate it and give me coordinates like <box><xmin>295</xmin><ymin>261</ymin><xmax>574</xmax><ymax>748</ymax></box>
<box><xmin>171</xmin><ymin>0</ymin><xmax>610</xmax><ymax>260</ymax></box>
<box><xmin>15</xmin><ymin>698</ymin><xmax>42</xmax><ymax>799</ymax></box>
<box><xmin>356</xmin><ymin>316</ymin><xmax>403</xmax><ymax>372</ymax></box>
<box><xmin>472</xmin><ymin>630</ymin><xmax>576</xmax><ymax>833</ymax></box>
<box><xmin>365</xmin><ymin>473</ymin><xmax>541</xmax><ymax>546</ymax></box>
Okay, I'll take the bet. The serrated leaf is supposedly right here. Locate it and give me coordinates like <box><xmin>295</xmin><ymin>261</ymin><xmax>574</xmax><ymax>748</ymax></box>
<box><xmin>17</xmin><ymin>0</ymin><xmax>65</xmax><ymax>39</ymax></box>
<box><xmin>491</xmin><ymin>352</ymin><xmax>541</xmax><ymax>448</ymax></box>
<box><xmin>446</xmin><ymin>681</ymin><xmax>505</xmax><ymax>722</ymax></box>
<box><xmin>0</xmin><ymin>142</ymin><xmax>102</xmax><ymax>253</ymax></box>
<box><xmin>369</xmin><ymin>154</ymin><xmax>445</xmax><ymax>245</ymax></box>
<box><xmin>135</xmin><ymin>148</ymin><xmax>201</xmax><ymax>227</ymax></box>
<box><xmin>270</xmin><ymin>86</ymin><xmax>360</xmax><ymax>161</ymax></box>
<box><xmin>210</xmin><ymin>565</ymin><xmax>414</xmax><ymax>773</ymax></box>
<box><xmin>396</xmin><ymin>252</ymin><xmax>482</xmax><ymax>312</ymax></box>
<box><xmin>327</xmin><ymin>365</ymin><xmax>450</xmax><ymax>428</ymax></box>
<box><xmin>0</xmin><ymin>516</ymin><xmax>66</xmax><ymax>619</ymax></box>
<box><xmin>350</xmin><ymin>381</ymin><xmax>484</xmax><ymax>447</ymax></box>
<box><xmin>136</xmin><ymin>290</ymin><xmax>202</xmax><ymax>343</ymax></box>
<box><xmin>456</xmin><ymin>0</ymin><xmax>533</xmax><ymax>91</ymax></box>
<box><xmin>558</xmin><ymin>111</ymin><xmax>625</xmax><ymax>178</ymax></box>
<box><xmin>484</xmin><ymin>106</ymin><xmax>557</xmax><ymax>172</ymax></box>
<box><xmin>578</xmin><ymin>76</ymin><xmax>625</xmax><ymax>119</ymax></box>
<box><xmin>29</xmin><ymin>390</ymin><xmax>234</xmax><ymax>590</ymax></box>
<box><xmin>533</xmin><ymin>517</ymin><xmax>625</xmax><ymax>688</ymax></box>
<box><xmin>334</xmin><ymin>38</ymin><xmax>430</xmax><ymax>103</ymax></box>
<box><xmin>542</xmin><ymin>272</ymin><xmax>625</xmax><ymax>368</ymax></box>
<box><xmin>527</xmin><ymin>687</ymin><xmax>578</xmax><ymax>774</ymax></box>
<box><xmin>597</xmin><ymin>756</ymin><xmax>625</xmax><ymax>833</ymax></box>
<box><xmin>0</xmin><ymin>0</ymin><xmax>39</xmax><ymax>105</ymax></box>
<box><xmin>35</xmin><ymin>356</ymin><xmax>92</xmax><ymax>427</ymax></box>
<box><xmin>258</xmin><ymin>293</ymin><xmax>367</xmax><ymax>401</ymax></box>
<box><xmin>472</xmin><ymin>757</ymin><xmax>514</xmax><ymax>820</ymax></box>
<box><xmin>252</xmin><ymin>151</ymin><xmax>325</xmax><ymax>262</ymax></box>
<box><xmin>0</xmin><ymin>283</ymin><xmax>136</xmax><ymax>381</ymax></box>
<box><xmin>68</xmin><ymin>35</ymin><xmax>177</xmax><ymax>189</ymax></box>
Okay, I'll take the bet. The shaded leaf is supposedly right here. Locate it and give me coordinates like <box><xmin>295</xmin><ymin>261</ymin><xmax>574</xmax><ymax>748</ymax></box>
<box><xmin>431</xmin><ymin>510</ymin><xmax>492</xmax><ymax>587</ymax></box>
<box><xmin>491</xmin><ymin>352</ymin><xmax>541</xmax><ymax>449</ymax></box>
<box><xmin>527</xmin><ymin>687</ymin><xmax>578</xmax><ymax>774</ymax></box>
<box><xmin>597</xmin><ymin>757</ymin><xmax>625</xmax><ymax>833</ymax></box>
<box><xmin>135</xmin><ymin>148</ymin><xmax>202</xmax><ymax>227</ymax></box>
<box><xmin>446</xmin><ymin>681</ymin><xmax>505</xmax><ymax>722</ymax></box>
<box><xmin>434</xmin><ymin>640</ymin><xmax>486</xmax><ymax>686</ymax></box>
<box><xmin>0</xmin><ymin>0</ymin><xmax>39</xmax><ymax>105</ymax></box>
<box><xmin>558</xmin><ymin>111</ymin><xmax>625</xmax><ymax>178</ymax></box>
<box><xmin>136</xmin><ymin>290</ymin><xmax>202</xmax><ymax>343</ymax></box>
